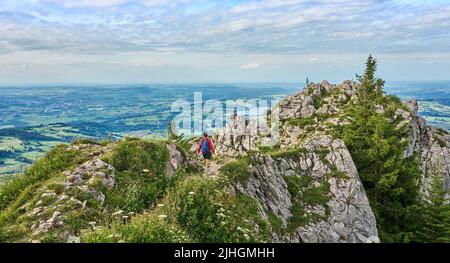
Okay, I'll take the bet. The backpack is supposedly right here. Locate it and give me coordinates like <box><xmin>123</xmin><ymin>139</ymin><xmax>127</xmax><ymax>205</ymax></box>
<box><xmin>201</xmin><ymin>139</ymin><xmax>210</xmax><ymax>154</ymax></box>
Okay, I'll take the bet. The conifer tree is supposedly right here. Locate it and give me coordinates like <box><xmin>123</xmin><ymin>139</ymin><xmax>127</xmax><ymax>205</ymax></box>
<box><xmin>339</xmin><ymin>55</ymin><xmax>422</xmax><ymax>242</ymax></box>
<box><xmin>355</xmin><ymin>55</ymin><xmax>385</xmax><ymax>108</ymax></box>
<box><xmin>416</xmin><ymin>173</ymin><xmax>450</xmax><ymax>243</ymax></box>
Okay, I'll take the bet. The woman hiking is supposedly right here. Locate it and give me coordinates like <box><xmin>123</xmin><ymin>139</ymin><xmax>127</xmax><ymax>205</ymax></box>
<box><xmin>197</xmin><ymin>132</ymin><xmax>215</xmax><ymax>168</ymax></box>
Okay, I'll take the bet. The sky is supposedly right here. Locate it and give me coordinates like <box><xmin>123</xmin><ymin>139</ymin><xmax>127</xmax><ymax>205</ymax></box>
<box><xmin>0</xmin><ymin>0</ymin><xmax>450</xmax><ymax>84</ymax></box>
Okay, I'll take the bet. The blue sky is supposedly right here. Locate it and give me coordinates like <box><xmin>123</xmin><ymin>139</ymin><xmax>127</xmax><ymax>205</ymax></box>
<box><xmin>0</xmin><ymin>0</ymin><xmax>449</xmax><ymax>84</ymax></box>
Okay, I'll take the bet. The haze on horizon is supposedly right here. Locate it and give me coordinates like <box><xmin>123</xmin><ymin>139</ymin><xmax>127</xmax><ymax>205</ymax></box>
<box><xmin>0</xmin><ymin>0</ymin><xmax>450</xmax><ymax>85</ymax></box>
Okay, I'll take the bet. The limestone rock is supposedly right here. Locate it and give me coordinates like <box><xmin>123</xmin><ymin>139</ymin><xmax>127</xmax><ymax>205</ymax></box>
<box><xmin>167</xmin><ymin>144</ymin><xmax>184</xmax><ymax>176</ymax></box>
<box><xmin>402</xmin><ymin>99</ymin><xmax>450</xmax><ymax>199</ymax></box>
<box><xmin>236</xmin><ymin>136</ymin><xmax>379</xmax><ymax>243</ymax></box>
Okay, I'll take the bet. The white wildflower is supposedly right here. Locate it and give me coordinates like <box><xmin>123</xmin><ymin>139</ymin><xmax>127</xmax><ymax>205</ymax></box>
<box><xmin>158</xmin><ymin>214</ymin><xmax>167</xmax><ymax>219</ymax></box>
<box><xmin>188</xmin><ymin>192</ymin><xmax>195</xmax><ymax>195</ymax></box>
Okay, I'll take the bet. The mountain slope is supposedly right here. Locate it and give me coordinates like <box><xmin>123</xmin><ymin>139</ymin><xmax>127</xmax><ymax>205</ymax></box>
<box><xmin>0</xmin><ymin>77</ymin><xmax>449</xmax><ymax>243</ymax></box>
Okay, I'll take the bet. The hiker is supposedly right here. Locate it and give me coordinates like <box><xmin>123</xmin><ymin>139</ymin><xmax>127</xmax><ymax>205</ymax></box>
<box><xmin>197</xmin><ymin>132</ymin><xmax>215</xmax><ymax>167</ymax></box>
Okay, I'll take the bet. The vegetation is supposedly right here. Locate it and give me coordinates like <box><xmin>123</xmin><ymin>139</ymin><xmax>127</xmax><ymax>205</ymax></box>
<box><xmin>101</xmin><ymin>138</ymin><xmax>180</xmax><ymax>213</ymax></box>
<box><xmin>288</xmin><ymin>116</ymin><xmax>315</xmax><ymax>128</ymax></box>
<box><xmin>284</xmin><ymin>175</ymin><xmax>331</xmax><ymax>233</ymax></box>
<box><xmin>81</xmin><ymin>213</ymin><xmax>192</xmax><ymax>243</ymax></box>
<box><xmin>269</xmin><ymin>148</ymin><xmax>306</xmax><ymax>160</ymax></box>
<box><xmin>337</xmin><ymin>55</ymin><xmax>425</xmax><ymax>242</ymax></box>
<box><xmin>415</xmin><ymin>174</ymin><xmax>450</xmax><ymax>243</ymax></box>
<box><xmin>102</xmin><ymin>138</ymin><xmax>169</xmax><ymax>174</ymax></box>
<box><xmin>0</xmin><ymin>135</ymin><xmax>273</xmax><ymax>243</ymax></box>
<box><xmin>83</xmin><ymin>176</ymin><xmax>270</xmax><ymax>243</ymax></box>
<box><xmin>219</xmin><ymin>158</ymin><xmax>251</xmax><ymax>183</ymax></box>
<box><xmin>312</xmin><ymin>90</ymin><xmax>329</xmax><ymax>109</ymax></box>
<box><xmin>0</xmin><ymin>145</ymin><xmax>89</xmax><ymax>211</ymax></box>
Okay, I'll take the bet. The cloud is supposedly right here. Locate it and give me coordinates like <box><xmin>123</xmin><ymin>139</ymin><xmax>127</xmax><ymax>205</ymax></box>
<box><xmin>1</xmin><ymin>0</ymin><xmax>450</xmax><ymax>83</ymax></box>
<box><xmin>1</xmin><ymin>0</ymin><xmax>450</xmax><ymax>56</ymax></box>
<box><xmin>240</xmin><ymin>63</ymin><xmax>261</xmax><ymax>69</ymax></box>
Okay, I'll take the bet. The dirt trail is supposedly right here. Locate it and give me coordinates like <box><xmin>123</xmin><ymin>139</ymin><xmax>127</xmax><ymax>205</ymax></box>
<box><xmin>201</xmin><ymin>156</ymin><xmax>236</xmax><ymax>180</ymax></box>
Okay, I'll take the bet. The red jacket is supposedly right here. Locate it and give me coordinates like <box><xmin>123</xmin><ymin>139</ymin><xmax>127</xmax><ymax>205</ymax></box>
<box><xmin>197</xmin><ymin>137</ymin><xmax>215</xmax><ymax>154</ymax></box>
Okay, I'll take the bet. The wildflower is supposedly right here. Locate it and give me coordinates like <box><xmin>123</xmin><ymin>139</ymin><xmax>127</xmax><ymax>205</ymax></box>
<box><xmin>143</xmin><ymin>169</ymin><xmax>149</xmax><ymax>173</ymax></box>
<box><xmin>217</xmin><ymin>212</ymin><xmax>226</xmax><ymax>218</ymax></box>
<box><xmin>157</xmin><ymin>204</ymin><xmax>164</xmax><ymax>207</ymax></box>
<box><xmin>158</xmin><ymin>214</ymin><xmax>167</xmax><ymax>219</ymax></box>
<box><xmin>188</xmin><ymin>192</ymin><xmax>195</xmax><ymax>195</ymax></box>
<box><xmin>221</xmin><ymin>221</ymin><xmax>226</xmax><ymax>225</ymax></box>
<box><xmin>244</xmin><ymin>233</ymin><xmax>250</xmax><ymax>241</ymax></box>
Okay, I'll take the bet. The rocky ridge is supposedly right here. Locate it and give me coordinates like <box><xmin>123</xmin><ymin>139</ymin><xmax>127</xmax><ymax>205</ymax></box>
<box><xmin>215</xmin><ymin>80</ymin><xmax>450</xmax><ymax>243</ymax></box>
<box><xmin>1</xmin><ymin>80</ymin><xmax>448</xmax><ymax>243</ymax></box>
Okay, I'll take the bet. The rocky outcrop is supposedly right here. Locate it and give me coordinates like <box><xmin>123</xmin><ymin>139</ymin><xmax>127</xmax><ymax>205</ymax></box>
<box><xmin>17</xmin><ymin>158</ymin><xmax>116</xmax><ymax>242</ymax></box>
<box><xmin>63</xmin><ymin>159</ymin><xmax>115</xmax><ymax>204</ymax></box>
<box><xmin>403</xmin><ymin>100</ymin><xmax>450</xmax><ymax>199</ymax></box>
<box><xmin>215</xmin><ymin>115</ymin><xmax>259</xmax><ymax>156</ymax></box>
<box><xmin>167</xmin><ymin>144</ymin><xmax>184</xmax><ymax>176</ymax></box>
<box><xmin>214</xmin><ymin>81</ymin><xmax>380</xmax><ymax>243</ymax></box>
<box><xmin>237</xmin><ymin>136</ymin><xmax>379</xmax><ymax>243</ymax></box>
<box><xmin>277</xmin><ymin>80</ymin><xmax>357</xmax><ymax>121</ymax></box>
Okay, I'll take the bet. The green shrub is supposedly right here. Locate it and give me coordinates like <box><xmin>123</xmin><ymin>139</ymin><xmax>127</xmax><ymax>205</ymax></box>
<box><xmin>104</xmin><ymin>170</ymin><xmax>180</xmax><ymax>213</ymax></box>
<box><xmin>284</xmin><ymin>175</ymin><xmax>313</xmax><ymax>200</ymax></box>
<box><xmin>102</xmin><ymin>139</ymin><xmax>169</xmax><ymax>174</ymax></box>
<box><xmin>82</xmin><ymin>214</ymin><xmax>191</xmax><ymax>243</ymax></box>
<box><xmin>219</xmin><ymin>158</ymin><xmax>251</xmax><ymax>184</ymax></box>
<box><xmin>283</xmin><ymin>175</ymin><xmax>330</xmax><ymax>233</ymax></box>
<box><xmin>266</xmin><ymin>210</ymin><xmax>284</xmax><ymax>235</ymax></box>
<box><xmin>81</xmin><ymin>228</ymin><xmax>119</xmax><ymax>243</ymax></box>
<box><xmin>121</xmin><ymin>216</ymin><xmax>191</xmax><ymax>243</ymax></box>
<box><xmin>269</xmin><ymin>148</ymin><xmax>306</xmax><ymax>160</ymax></box>
<box><xmin>287</xmin><ymin>206</ymin><xmax>308</xmax><ymax>233</ymax></box>
<box><xmin>325</xmin><ymin>165</ymin><xmax>349</xmax><ymax>180</ymax></box>
<box><xmin>258</xmin><ymin>144</ymin><xmax>280</xmax><ymax>153</ymax></box>
<box><xmin>64</xmin><ymin>210</ymin><xmax>91</xmax><ymax>234</ymax></box>
<box><xmin>302</xmin><ymin>182</ymin><xmax>330</xmax><ymax>206</ymax></box>
<box><xmin>100</xmin><ymin>139</ymin><xmax>177</xmax><ymax>212</ymax></box>
<box><xmin>288</xmin><ymin>117</ymin><xmax>315</xmax><ymax>128</ymax></box>
<box><xmin>162</xmin><ymin>177</ymin><xmax>269</xmax><ymax>243</ymax></box>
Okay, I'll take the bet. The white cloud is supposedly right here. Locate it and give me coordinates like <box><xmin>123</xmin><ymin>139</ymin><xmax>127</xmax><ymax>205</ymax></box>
<box><xmin>1</xmin><ymin>0</ymin><xmax>450</xmax><ymax>82</ymax></box>
<box><xmin>240</xmin><ymin>63</ymin><xmax>261</xmax><ymax>69</ymax></box>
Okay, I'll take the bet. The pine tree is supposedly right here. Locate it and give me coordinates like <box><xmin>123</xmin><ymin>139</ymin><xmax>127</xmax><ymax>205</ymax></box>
<box><xmin>339</xmin><ymin>55</ymin><xmax>422</xmax><ymax>242</ymax></box>
<box><xmin>416</xmin><ymin>174</ymin><xmax>450</xmax><ymax>243</ymax></box>
<box><xmin>355</xmin><ymin>55</ymin><xmax>385</xmax><ymax>108</ymax></box>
